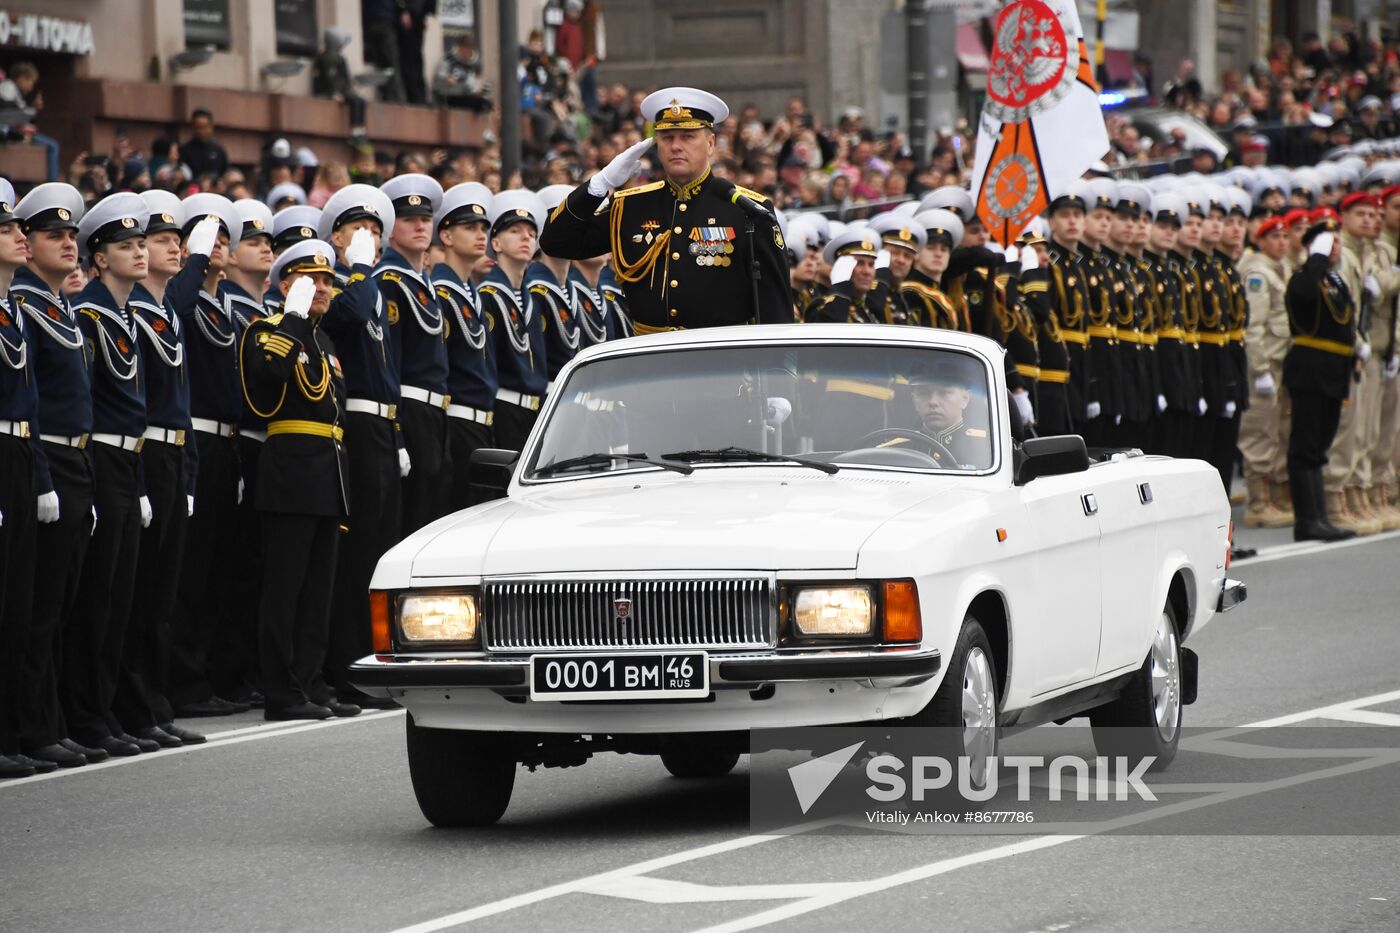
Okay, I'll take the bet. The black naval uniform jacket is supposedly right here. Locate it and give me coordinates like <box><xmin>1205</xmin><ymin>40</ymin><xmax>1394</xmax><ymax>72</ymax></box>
<box><xmin>1214</xmin><ymin>249</ymin><xmax>1250</xmax><ymax>414</ymax></box>
<box><xmin>1046</xmin><ymin>240</ymin><xmax>1095</xmax><ymax>418</ymax></box>
<box><xmin>539</xmin><ymin>168</ymin><xmax>795</xmax><ymax>331</ymax></box>
<box><xmin>805</xmin><ymin>281</ymin><xmax>882</xmax><ymax>324</ymax></box>
<box><xmin>1284</xmin><ymin>253</ymin><xmax>1357</xmax><ymax>401</ymax></box>
<box><xmin>239</xmin><ymin>312</ymin><xmax>348</xmax><ymax>517</ymax></box>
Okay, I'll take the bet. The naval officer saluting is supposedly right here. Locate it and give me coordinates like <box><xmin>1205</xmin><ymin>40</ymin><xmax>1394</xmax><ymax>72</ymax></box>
<box><xmin>540</xmin><ymin>86</ymin><xmax>794</xmax><ymax>330</ymax></box>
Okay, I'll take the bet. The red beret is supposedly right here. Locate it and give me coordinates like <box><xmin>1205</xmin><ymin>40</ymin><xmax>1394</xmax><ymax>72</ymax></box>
<box><xmin>1308</xmin><ymin>206</ymin><xmax>1340</xmax><ymax>225</ymax></box>
<box><xmin>1282</xmin><ymin>208</ymin><xmax>1311</xmax><ymax>228</ymax></box>
<box><xmin>1255</xmin><ymin>217</ymin><xmax>1286</xmax><ymax>237</ymax></box>
<box><xmin>1383</xmin><ymin>185</ymin><xmax>1400</xmax><ymax>205</ymax></box>
<box><xmin>1340</xmin><ymin>191</ymin><xmax>1382</xmax><ymax>212</ymax></box>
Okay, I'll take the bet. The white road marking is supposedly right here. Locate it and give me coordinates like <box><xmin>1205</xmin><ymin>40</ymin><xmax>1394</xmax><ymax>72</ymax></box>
<box><xmin>1243</xmin><ymin>688</ymin><xmax>1400</xmax><ymax>727</ymax></box>
<box><xmin>1320</xmin><ymin>709</ymin><xmax>1400</xmax><ymax>727</ymax></box>
<box><xmin>577</xmin><ymin>876</ymin><xmax>865</xmax><ymax>904</ymax></box>
<box><xmin>1231</xmin><ymin>528</ymin><xmax>1400</xmax><ymax>567</ymax></box>
<box><xmin>0</xmin><ymin>710</ymin><xmax>405</xmax><ymax>791</ymax></box>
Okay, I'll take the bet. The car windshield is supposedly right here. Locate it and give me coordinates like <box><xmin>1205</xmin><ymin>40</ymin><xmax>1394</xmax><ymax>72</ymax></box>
<box><xmin>526</xmin><ymin>343</ymin><xmax>996</xmax><ymax>478</ymax></box>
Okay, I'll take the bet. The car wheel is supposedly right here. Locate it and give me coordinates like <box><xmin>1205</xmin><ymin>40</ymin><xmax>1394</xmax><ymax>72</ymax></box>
<box><xmin>1089</xmin><ymin>602</ymin><xmax>1182</xmax><ymax>771</ymax></box>
<box><xmin>660</xmin><ymin>746</ymin><xmax>741</xmax><ymax>779</ymax></box>
<box><xmin>405</xmin><ymin>713</ymin><xmax>516</xmax><ymax>827</ymax></box>
<box><xmin>918</xmin><ymin>616</ymin><xmax>999</xmax><ymax>788</ymax></box>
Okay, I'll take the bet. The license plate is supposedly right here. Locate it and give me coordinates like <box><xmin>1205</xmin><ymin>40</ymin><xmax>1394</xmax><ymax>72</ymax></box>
<box><xmin>529</xmin><ymin>651</ymin><xmax>709</xmax><ymax>701</ymax></box>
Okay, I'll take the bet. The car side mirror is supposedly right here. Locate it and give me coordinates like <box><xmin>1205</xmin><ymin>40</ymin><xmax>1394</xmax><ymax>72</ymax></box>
<box><xmin>468</xmin><ymin>448</ymin><xmax>519</xmax><ymax>504</ymax></box>
<box><xmin>1014</xmin><ymin>434</ymin><xmax>1090</xmax><ymax>485</ymax></box>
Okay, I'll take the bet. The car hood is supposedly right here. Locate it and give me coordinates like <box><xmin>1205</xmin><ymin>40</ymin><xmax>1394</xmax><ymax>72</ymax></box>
<box><xmin>401</xmin><ymin>470</ymin><xmax>966</xmax><ymax>578</ymax></box>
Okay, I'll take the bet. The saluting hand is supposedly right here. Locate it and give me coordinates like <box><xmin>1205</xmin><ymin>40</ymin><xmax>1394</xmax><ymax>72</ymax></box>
<box><xmin>346</xmin><ymin>227</ymin><xmax>377</xmax><ymax>267</ymax></box>
<box><xmin>283</xmin><ymin>276</ymin><xmax>316</xmax><ymax>319</ymax></box>
<box><xmin>1020</xmin><ymin>248</ymin><xmax>1040</xmax><ymax>273</ymax></box>
<box><xmin>187</xmin><ymin>215</ymin><xmax>221</xmax><ymax>258</ymax></box>
<box><xmin>587</xmin><ymin>138</ymin><xmax>654</xmax><ymax>197</ymax></box>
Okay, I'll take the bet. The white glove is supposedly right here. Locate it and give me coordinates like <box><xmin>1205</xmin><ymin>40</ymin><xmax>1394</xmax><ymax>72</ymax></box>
<box><xmin>765</xmin><ymin>396</ymin><xmax>793</xmax><ymax>425</ymax></box>
<box><xmin>399</xmin><ymin>448</ymin><xmax>412</xmax><ymax>478</ymax></box>
<box><xmin>237</xmin><ymin>477</ymin><xmax>244</xmax><ymax>504</ymax></box>
<box><xmin>587</xmin><ymin>138</ymin><xmax>653</xmax><ymax>196</ymax></box>
<box><xmin>874</xmin><ymin>249</ymin><xmax>891</xmax><ymax>270</ymax></box>
<box><xmin>1012</xmin><ymin>389</ymin><xmax>1033</xmax><ymax>425</ymax></box>
<box><xmin>1254</xmin><ymin>372</ymin><xmax>1276</xmax><ymax>396</ymax></box>
<box><xmin>1004</xmin><ymin>246</ymin><xmax>1019</xmax><ymax>264</ymax></box>
<box><xmin>1309</xmin><ymin>231</ymin><xmax>1334</xmax><ymax>258</ymax></box>
<box><xmin>186</xmin><ymin>215</ymin><xmax>221</xmax><ymax>257</ymax></box>
<box><xmin>1</xmin><ymin>507</ymin><xmax>4</xmax><ymax>527</ymax></box>
<box><xmin>1198</xmin><ymin>397</ymin><xmax>1208</xmax><ymax>416</ymax></box>
<box><xmin>1364</xmin><ymin>274</ymin><xmax>1381</xmax><ymax>300</ymax></box>
<box><xmin>91</xmin><ymin>504</ymin><xmax>97</xmax><ymax>535</ymax></box>
<box><xmin>829</xmin><ymin>254</ymin><xmax>856</xmax><ymax>285</ymax></box>
<box><xmin>139</xmin><ymin>496</ymin><xmax>152</xmax><ymax>528</ymax></box>
<box><xmin>283</xmin><ymin>276</ymin><xmax>315</xmax><ymax>319</ymax></box>
<box><xmin>1386</xmin><ymin>355</ymin><xmax>1400</xmax><ymax>381</ymax></box>
<box><xmin>1357</xmin><ymin>340</ymin><xmax>1372</xmax><ymax>364</ymax></box>
<box><xmin>1156</xmin><ymin>393</ymin><xmax>1168</xmax><ymax>413</ymax></box>
<box><xmin>1223</xmin><ymin>400</ymin><xmax>1237</xmax><ymax>419</ymax></box>
<box><xmin>37</xmin><ymin>491</ymin><xmax>59</xmax><ymax>523</ymax></box>
<box><xmin>984</xmin><ymin>242</ymin><xmax>1006</xmax><ymax>258</ymax></box>
<box><xmin>1020</xmin><ymin>248</ymin><xmax>1040</xmax><ymax>272</ymax></box>
<box><xmin>1086</xmin><ymin>401</ymin><xmax>1102</xmax><ymax>420</ymax></box>
<box><xmin>187</xmin><ymin>495</ymin><xmax>195</xmax><ymax>517</ymax></box>
<box><xmin>346</xmin><ymin>227</ymin><xmax>376</xmax><ymax>267</ymax></box>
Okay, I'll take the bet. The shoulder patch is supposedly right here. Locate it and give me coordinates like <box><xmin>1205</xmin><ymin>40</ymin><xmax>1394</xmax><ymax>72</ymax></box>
<box><xmin>478</xmin><ymin>285</ymin><xmax>499</xmax><ymax>296</ymax></box>
<box><xmin>381</xmin><ymin>271</ymin><xmax>402</xmax><ymax>283</ymax></box>
<box><xmin>965</xmin><ymin>428</ymin><xmax>988</xmax><ymax>438</ymax></box>
<box><xmin>1246</xmin><ymin>273</ymin><xmax>1265</xmax><ymax>293</ymax></box>
<box><xmin>614</xmin><ymin>180</ymin><xmax>666</xmax><ymax>199</ymax></box>
<box><xmin>736</xmin><ymin>184</ymin><xmax>769</xmax><ymax>203</ymax></box>
<box><xmin>386</xmin><ymin>300</ymin><xmax>399</xmax><ymax>324</ymax></box>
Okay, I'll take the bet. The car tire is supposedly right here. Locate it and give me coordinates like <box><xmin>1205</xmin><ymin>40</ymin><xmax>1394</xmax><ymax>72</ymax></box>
<box><xmin>405</xmin><ymin>714</ymin><xmax>516</xmax><ymax>827</ymax></box>
<box><xmin>660</xmin><ymin>747</ymin><xmax>741</xmax><ymax>779</ymax></box>
<box><xmin>1089</xmin><ymin>602</ymin><xmax>1182</xmax><ymax>771</ymax></box>
<box><xmin>915</xmin><ymin>615</ymin><xmax>1000</xmax><ymax>789</ymax></box>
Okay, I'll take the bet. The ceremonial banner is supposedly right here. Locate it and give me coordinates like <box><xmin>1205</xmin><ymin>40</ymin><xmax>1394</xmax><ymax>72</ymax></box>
<box><xmin>969</xmin><ymin>0</ymin><xmax>1111</xmax><ymax>245</ymax></box>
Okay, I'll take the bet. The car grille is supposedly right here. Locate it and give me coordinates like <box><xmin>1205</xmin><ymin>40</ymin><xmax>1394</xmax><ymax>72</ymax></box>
<box><xmin>483</xmin><ymin>578</ymin><xmax>774</xmax><ymax>651</ymax></box>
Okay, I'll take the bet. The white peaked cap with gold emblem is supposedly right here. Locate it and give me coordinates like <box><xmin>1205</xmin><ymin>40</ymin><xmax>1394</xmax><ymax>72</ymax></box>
<box><xmin>234</xmin><ymin>198</ymin><xmax>275</xmax><ymax>241</ymax></box>
<box><xmin>318</xmin><ymin>183</ymin><xmax>395</xmax><ymax>240</ymax></box>
<box><xmin>435</xmin><ymin>182</ymin><xmax>493</xmax><ymax>231</ymax></box>
<box><xmin>869</xmin><ymin>212</ymin><xmax>928</xmax><ymax>252</ymax></box>
<box><xmin>272</xmin><ymin>205</ymin><xmax>322</xmax><ymax>250</ymax></box>
<box><xmin>15</xmin><ymin>182</ymin><xmax>85</xmax><ymax>232</ymax></box>
<box><xmin>641</xmin><ymin>86</ymin><xmax>730</xmax><ymax>131</ymax></box>
<box><xmin>913</xmin><ymin>209</ymin><xmax>964</xmax><ymax>248</ymax></box>
<box><xmin>488</xmin><ymin>189</ymin><xmax>545</xmax><ymax>235</ymax></box>
<box><xmin>822</xmin><ymin>224</ymin><xmax>882</xmax><ymax>265</ymax></box>
<box><xmin>271</xmin><ymin>237</ymin><xmax>338</xmax><ymax>286</ymax></box>
<box><xmin>77</xmin><ymin>191</ymin><xmax>148</xmax><ymax>254</ymax></box>
<box><xmin>140</xmin><ymin>189</ymin><xmax>184</xmax><ymax>235</ymax></box>
<box><xmin>381</xmin><ymin>172</ymin><xmax>443</xmax><ymax>218</ymax></box>
<box><xmin>181</xmin><ymin>192</ymin><xmax>242</xmax><ymax>249</ymax></box>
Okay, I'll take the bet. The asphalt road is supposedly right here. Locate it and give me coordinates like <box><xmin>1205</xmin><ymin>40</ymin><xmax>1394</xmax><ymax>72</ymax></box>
<box><xmin>5</xmin><ymin>523</ymin><xmax>1400</xmax><ymax>933</ymax></box>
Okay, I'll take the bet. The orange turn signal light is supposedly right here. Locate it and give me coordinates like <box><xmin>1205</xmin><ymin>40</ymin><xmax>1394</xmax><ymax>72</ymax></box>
<box><xmin>882</xmin><ymin>580</ymin><xmax>922</xmax><ymax>643</ymax></box>
<box><xmin>996</xmin><ymin>528</ymin><xmax>1008</xmax><ymax>542</ymax></box>
<box><xmin>370</xmin><ymin>590</ymin><xmax>391</xmax><ymax>653</ymax></box>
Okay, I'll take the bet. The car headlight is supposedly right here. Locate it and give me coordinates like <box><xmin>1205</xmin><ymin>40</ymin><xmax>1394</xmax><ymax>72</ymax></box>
<box><xmin>398</xmin><ymin>592</ymin><xmax>480</xmax><ymax>644</ymax></box>
<box><xmin>792</xmin><ymin>586</ymin><xmax>873</xmax><ymax>637</ymax></box>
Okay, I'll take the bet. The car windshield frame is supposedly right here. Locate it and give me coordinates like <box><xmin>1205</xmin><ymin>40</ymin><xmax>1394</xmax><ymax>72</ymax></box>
<box><xmin>517</xmin><ymin>336</ymin><xmax>1004</xmax><ymax>486</ymax></box>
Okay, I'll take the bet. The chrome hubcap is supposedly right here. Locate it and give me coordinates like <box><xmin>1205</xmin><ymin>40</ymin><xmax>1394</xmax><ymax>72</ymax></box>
<box><xmin>1150</xmin><ymin>612</ymin><xmax>1181</xmax><ymax>743</ymax></box>
<box><xmin>961</xmin><ymin>647</ymin><xmax>997</xmax><ymax>784</ymax></box>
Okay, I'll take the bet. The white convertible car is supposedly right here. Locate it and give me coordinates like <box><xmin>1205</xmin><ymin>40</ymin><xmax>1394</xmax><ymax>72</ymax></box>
<box><xmin>352</xmin><ymin>325</ymin><xmax>1245</xmax><ymax>826</ymax></box>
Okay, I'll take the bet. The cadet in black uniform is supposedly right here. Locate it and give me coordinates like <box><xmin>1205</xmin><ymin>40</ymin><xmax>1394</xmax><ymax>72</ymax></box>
<box><xmin>1144</xmin><ymin>193</ymin><xmax>1195</xmax><ymax>457</ymax></box>
<box><xmin>569</xmin><ymin>252</ymin><xmax>620</xmax><ymax>348</ymax></box>
<box><xmin>540</xmin><ymin>86</ymin><xmax>794</xmax><ymax>330</ymax></box>
<box><xmin>533</xmin><ymin>184</ymin><xmax>585</xmax><ymax>385</ymax></box>
<box><xmin>68</xmin><ymin>193</ymin><xmax>162</xmax><ymax>755</ymax></box>
<box><xmin>1110</xmin><ymin>184</ymin><xmax>1163</xmax><ymax>450</ymax></box>
<box><xmin>240</xmin><ymin>241</ymin><xmax>356</xmax><ymax>719</ymax></box>
<box><xmin>0</xmin><ymin>184</ymin><xmax>46</xmax><ymax>777</ymax></box>
<box><xmin>1171</xmin><ymin>192</ymin><xmax>1214</xmax><ymax>457</ymax></box>
<box><xmin>598</xmin><ymin>265</ymin><xmax>633</xmax><ymax>339</ymax></box>
<box><xmin>265</xmin><ymin>205</ymin><xmax>322</xmax><ymax>312</ymax></box>
<box><xmin>378</xmin><ymin>173</ymin><xmax>453</xmax><ymax>534</ymax></box>
<box><xmin>432</xmin><ymin>182</ymin><xmax>496</xmax><ymax>511</ymax></box>
<box><xmin>869</xmin><ymin>213</ymin><xmax>926</xmax><ymax>325</ymax></box>
<box><xmin>480</xmin><ymin>190</ymin><xmax>548</xmax><ymax>450</ymax></box>
<box><xmin>807</xmin><ymin>227</ymin><xmax>883</xmax><ymax>324</ymax></box>
<box><xmin>168</xmin><ymin>195</ymin><xmax>248</xmax><ymax>718</ymax></box>
<box><xmin>1077</xmin><ymin>178</ymin><xmax>1126</xmax><ymax>446</ymax></box>
<box><xmin>10</xmin><ymin>184</ymin><xmax>102</xmax><ymax>769</ymax></box>
<box><xmin>1285</xmin><ymin>222</ymin><xmax>1358</xmax><ymax>542</ymax></box>
<box><xmin>902</xmin><ymin>210</ymin><xmax>965</xmax><ymax>330</ymax></box>
<box><xmin>317</xmin><ymin>184</ymin><xmax>401</xmax><ymax>706</ymax></box>
<box><xmin>1045</xmin><ymin>188</ymin><xmax>1097</xmax><ymax>434</ymax></box>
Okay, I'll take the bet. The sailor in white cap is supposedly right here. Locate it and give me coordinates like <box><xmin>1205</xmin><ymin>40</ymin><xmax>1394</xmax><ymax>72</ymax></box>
<box><xmin>479</xmin><ymin>189</ymin><xmax>548</xmax><ymax>451</ymax></box>
<box><xmin>429</xmin><ymin>182</ymin><xmax>496</xmax><ymax>512</ymax></box>
<box><xmin>238</xmin><ymin>239</ymin><xmax>352</xmax><ymax>720</ymax></box>
<box><xmin>226</xmin><ymin>199</ymin><xmax>274</xmax><ymax>329</ymax></box>
<box><xmin>540</xmin><ymin>85</ymin><xmax>794</xmax><ymax>330</ymax></box>
<box><xmin>869</xmin><ymin>212</ymin><xmax>927</xmax><ymax>325</ymax></box>
<box><xmin>1072</xmin><ymin>176</ymin><xmax>1127</xmax><ymax>445</ymax></box>
<box><xmin>784</xmin><ymin>215</ymin><xmax>825</xmax><ymax>320</ymax></box>
<box><xmin>901</xmin><ymin>209</ymin><xmax>963</xmax><ymax>330</ymax></box>
<box><xmin>62</xmin><ymin>192</ymin><xmax>166</xmax><ymax>755</ymax></box>
<box><xmin>266</xmin><ymin>205</ymin><xmax>323</xmax><ymax>311</ymax></box>
<box><xmin>377</xmin><ymin>171</ymin><xmax>452</xmax><ymax>535</ymax></box>
<box><xmin>1043</xmin><ymin>180</ymin><xmax>1101</xmax><ymax>434</ymax></box>
<box><xmin>317</xmin><ymin>181</ymin><xmax>405</xmax><ymax>709</ymax></box>
<box><xmin>265</xmin><ymin>182</ymin><xmax>308</xmax><ymax>212</ymax></box>
<box><xmin>529</xmin><ymin>184</ymin><xmax>583</xmax><ymax>389</ymax></box>
<box><xmin>807</xmin><ymin>226</ymin><xmax>881</xmax><ymax>324</ymax></box>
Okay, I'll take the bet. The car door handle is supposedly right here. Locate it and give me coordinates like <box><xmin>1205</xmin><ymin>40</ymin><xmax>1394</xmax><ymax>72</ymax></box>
<box><xmin>1082</xmin><ymin>493</ymin><xmax>1098</xmax><ymax>516</ymax></box>
<box><xmin>1138</xmin><ymin>482</ymin><xmax>1153</xmax><ymax>504</ymax></box>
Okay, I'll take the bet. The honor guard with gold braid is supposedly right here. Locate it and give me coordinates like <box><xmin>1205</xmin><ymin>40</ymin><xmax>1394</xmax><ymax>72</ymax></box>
<box><xmin>869</xmin><ymin>213</ymin><xmax>925</xmax><ymax>325</ymax></box>
<box><xmin>532</xmin><ymin>184</ymin><xmax>585</xmax><ymax>385</ymax></box>
<box><xmin>480</xmin><ymin>189</ymin><xmax>549</xmax><ymax>451</ymax></box>
<box><xmin>1201</xmin><ymin>184</ymin><xmax>1249</xmax><ymax>494</ymax></box>
<box><xmin>378</xmin><ymin>172</ymin><xmax>453</xmax><ymax>535</ymax></box>
<box><xmin>317</xmin><ymin>183</ymin><xmax>402</xmax><ymax>709</ymax></box>
<box><xmin>1179</xmin><ymin>188</ymin><xmax>1233</xmax><ymax>462</ymax></box>
<box><xmin>539</xmin><ymin>86</ymin><xmax>794</xmax><ymax>330</ymax></box>
<box><xmin>1045</xmin><ymin>184</ymin><xmax>1099</xmax><ymax>434</ymax></box>
<box><xmin>807</xmin><ymin>228</ymin><xmax>883</xmax><ymax>323</ymax></box>
<box><xmin>431</xmin><ymin>182</ymin><xmax>497</xmax><ymax>511</ymax></box>
<box><xmin>1015</xmin><ymin>226</ymin><xmax>1075</xmax><ymax>435</ymax></box>
<box><xmin>925</xmin><ymin>186</ymin><xmax>1010</xmax><ymax>363</ymax></box>
<box><xmin>266</xmin><ymin>205</ymin><xmax>322</xmax><ymax>311</ymax></box>
<box><xmin>1144</xmin><ymin>192</ymin><xmax>1198</xmax><ymax>458</ymax></box>
<box><xmin>901</xmin><ymin>210</ymin><xmax>965</xmax><ymax>330</ymax></box>
<box><xmin>1110</xmin><ymin>183</ymin><xmax>1164</xmax><ymax>450</ymax></box>
<box><xmin>240</xmin><ymin>241</ymin><xmax>357</xmax><ymax>720</ymax></box>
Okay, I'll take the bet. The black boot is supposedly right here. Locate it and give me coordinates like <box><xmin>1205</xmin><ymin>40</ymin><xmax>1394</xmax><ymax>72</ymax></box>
<box><xmin>1296</xmin><ymin>468</ymin><xmax>1355</xmax><ymax>542</ymax></box>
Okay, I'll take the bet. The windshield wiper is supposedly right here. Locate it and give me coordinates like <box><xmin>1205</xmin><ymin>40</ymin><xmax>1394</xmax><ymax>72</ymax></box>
<box><xmin>533</xmin><ymin>451</ymin><xmax>694</xmax><ymax>477</ymax></box>
<box><xmin>662</xmin><ymin>446</ymin><xmax>840</xmax><ymax>474</ymax></box>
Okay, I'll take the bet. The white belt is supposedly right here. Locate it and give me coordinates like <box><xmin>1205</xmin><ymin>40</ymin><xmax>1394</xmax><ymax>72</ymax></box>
<box><xmin>345</xmin><ymin>398</ymin><xmax>398</xmax><ymax>419</ymax></box>
<box><xmin>447</xmin><ymin>403</ymin><xmax>494</xmax><ymax>426</ymax></box>
<box><xmin>40</xmin><ymin>433</ymin><xmax>88</xmax><ymax>448</ymax></box>
<box><xmin>240</xmin><ymin>429</ymin><xmax>268</xmax><ymax>443</ymax></box>
<box><xmin>191</xmin><ymin>417</ymin><xmax>238</xmax><ymax>438</ymax></box>
<box><xmin>495</xmin><ymin>389</ymin><xmax>541</xmax><ymax>411</ymax></box>
<box><xmin>402</xmin><ymin>386</ymin><xmax>451</xmax><ymax>410</ymax></box>
<box><xmin>91</xmin><ymin>432</ymin><xmax>145</xmax><ymax>452</ymax></box>
<box><xmin>142</xmin><ymin>426</ymin><xmax>186</xmax><ymax>447</ymax></box>
<box><xmin>0</xmin><ymin>419</ymin><xmax>32</xmax><ymax>438</ymax></box>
